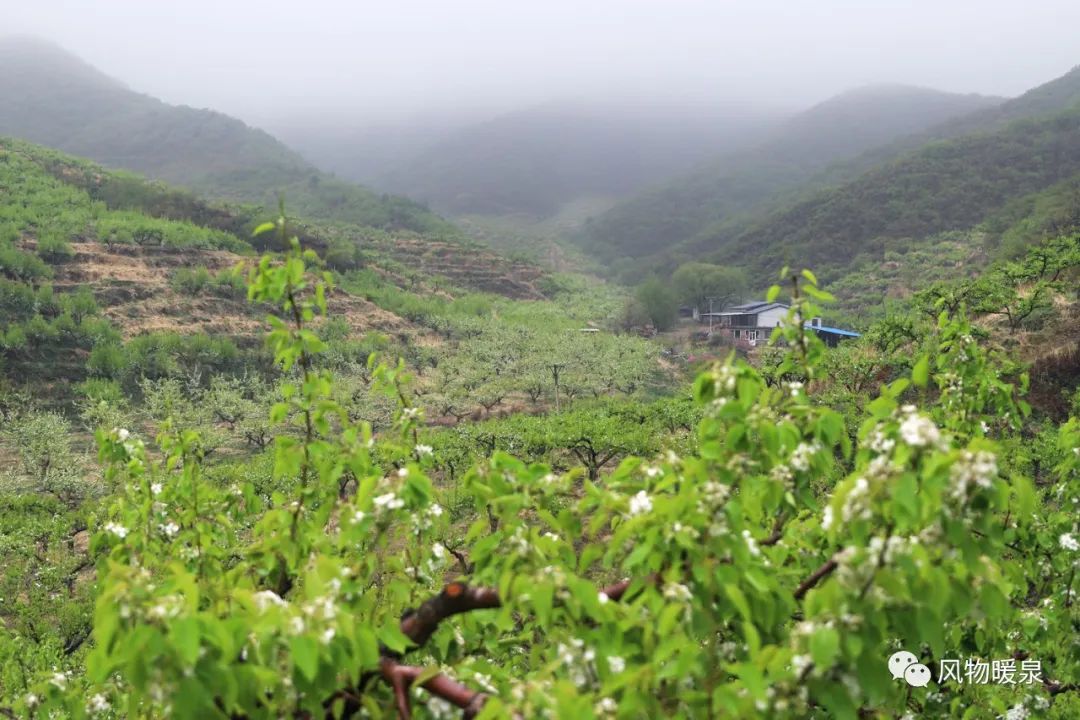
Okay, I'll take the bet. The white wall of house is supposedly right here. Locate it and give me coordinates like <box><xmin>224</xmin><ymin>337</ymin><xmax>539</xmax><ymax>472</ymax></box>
<box><xmin>756</xmin><ymin>307</ymin><xmax>788</xmax><ymax>329</ymax></box>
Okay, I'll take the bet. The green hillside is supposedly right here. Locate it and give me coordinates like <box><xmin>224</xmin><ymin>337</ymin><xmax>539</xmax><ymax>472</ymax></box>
<box><xmin>0</xmin><ymin>36</ymin><xmax>454</xmax><ymax>236</ymax></box>
<box><xmin>578</xmin><ymin>85</ymin><xmax>1002</xmax><ymax>263</ymax></box>
<box><xmin>704</xmin><ymin>106</ymin><xmax>1080</xmax><ymax>282</ymax></box>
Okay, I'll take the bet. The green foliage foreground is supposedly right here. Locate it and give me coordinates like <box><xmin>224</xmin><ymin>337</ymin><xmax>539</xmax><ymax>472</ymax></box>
<box><xmin>1</xmin><ymin>230</ymin><xmax>1077</xmax><ymax>719</ymax></box>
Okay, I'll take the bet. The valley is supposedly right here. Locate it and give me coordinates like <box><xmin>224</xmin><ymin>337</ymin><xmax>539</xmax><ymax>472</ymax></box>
<box><xmin>0</xmin><ymin>20</ymin><xmax>1079</xmax><ymax>720</ymax></box>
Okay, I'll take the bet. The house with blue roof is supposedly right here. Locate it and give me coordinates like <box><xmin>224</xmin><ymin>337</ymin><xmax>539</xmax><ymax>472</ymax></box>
<box><xmin>699</xmin><ymin>302</ymin><xmax>860</xmax><ymax>348</ymax></box>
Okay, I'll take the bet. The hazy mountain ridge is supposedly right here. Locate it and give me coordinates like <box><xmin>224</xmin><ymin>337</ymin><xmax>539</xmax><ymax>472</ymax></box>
<box><xmin>812</xmin><ymin>64</ymin><xmax>1080</xmax><ymax>187</ymax></box>
<box><xmin>671</xmin><ymin>64</ymin><xmax>1080</xmax><ymax>282</ymax></box>
<box><xmin>578</xmin><ymin>84</ymin><xmax>1004</xmax><ymax>263</ymax></box>
<box><xmin>0</xmin><ymin>36</ymin><xmax>454</xmax><ymax>236</ymax></box>
<box><xmin>364</xmin><ymin>100</ymin><xmax>783</xmax><ymax>217</ymax></box>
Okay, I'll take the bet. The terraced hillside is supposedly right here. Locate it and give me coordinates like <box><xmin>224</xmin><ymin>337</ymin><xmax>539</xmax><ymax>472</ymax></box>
<box><xmin>0</xmin><ymin>138</ymin><xmax>662</xmax><ymax>430</ymax></box>
<box><xmin>366</xmin><ymin>235</ymin><xmax>547</xmax><ymax>300</ymax></box>
<box><xmin>27</xmin><ymin>240</ymin><xmax>412</xmax><ymax>340</ymax></box>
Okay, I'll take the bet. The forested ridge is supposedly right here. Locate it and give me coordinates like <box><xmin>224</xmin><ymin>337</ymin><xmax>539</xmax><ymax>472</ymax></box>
<box><xmin>706</xmin><ymin>107</ymin><xmax>1080</xmax><ymax>280</ymax></box>
<box><xmin>578</xmin><ymin>85</ymin><xmax>1002</xmax><ymax>265</ymax></box>
<box><xmin>578</xmin><ymin>64</ymin><xmax>1080</xmax><ymax>288</ymax></box>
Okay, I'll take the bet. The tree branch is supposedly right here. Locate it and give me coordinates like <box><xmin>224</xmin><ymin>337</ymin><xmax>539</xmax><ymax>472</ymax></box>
<box><xmin>364</xmin><ymin>577</ymin><xmax>644</xmax><ymax>718</ymax></box>
<box><xmin>380</xmin><ymin>659</ymin><xmax>489</xmax><ymax>720</ymax></box>
<box><xmin>793</xmin><ymin>558</ymin><xmax>838</xmax><ymax>600</ymax></box>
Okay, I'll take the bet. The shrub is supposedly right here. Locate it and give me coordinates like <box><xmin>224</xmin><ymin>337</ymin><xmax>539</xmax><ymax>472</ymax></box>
<box><xmin>86</xmin><ymin>343</ymin><xmax>125</xmax><ymax>379</ymax></box>
<box><xmin>36</xmin><ymin>234</ymin><xmax>75</xmax><ymax>263</ymax></box>
<box><xmin>170</xmin><ymin>266</ymin><xmax>213</xmax><ymax>295</ymax></box>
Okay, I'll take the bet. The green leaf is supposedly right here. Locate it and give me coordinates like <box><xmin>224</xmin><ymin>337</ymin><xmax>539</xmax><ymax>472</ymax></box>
<box><xmin>912</xmin><ymin>355</ymin><xmax>930</xmax><ymax>388</ymax></box>
<box><xmin>892</xmin><ymin>473</ymin><xmax>919</xmax><ymax>526</ymax></box>
<box><xmin>172</xmin><ymin>616</ymin><xmax>201</xmax><ymax>666</ymax></box>
<box><xmin>355</xmin><ymin>626</ymin><xmax>380</xmax><ymax>667</ymax></box>
<box><xmin>377</xmin><ymin>624</ymin><xmax>413</xmax><ymax>654</ymax></box>
<box><xmin>291</xmin><ymin>635</ymin><xmax>320</xmax><ymax>682</ymax></box>
<box><xmin>809</xmin><ymin>626</ymin><xmax>840</xmax><ymax>668</ymax></box>
<box><xmin>252</xmin><ymin>222</ymin><xmax>276</xmax><ymax>237</ymax></box>
<box><xmin>534</xmin><ymin>582</ymin><xmax>554</xmax><ymax>625</ymax></box>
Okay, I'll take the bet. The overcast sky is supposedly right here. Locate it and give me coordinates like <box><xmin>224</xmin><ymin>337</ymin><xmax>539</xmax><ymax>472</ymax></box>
<box><xmin>7</xmin><ymin>0</ymin><xmax>1080</xmax><ymax>125</ymax></box>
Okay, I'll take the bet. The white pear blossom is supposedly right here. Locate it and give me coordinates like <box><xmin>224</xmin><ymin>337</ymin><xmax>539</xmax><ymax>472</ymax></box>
<box><xmin>867</xmin><ymin>428</ymin><xmax>895</xmax><ymax>454</ymax></box>
<box><xmin>715</xmin><ymin>365</ymin><xmax>737</xmax><ymax>392</ymax></box>
<box><xmin>148</xmin><ymin>595</ymin><xmax>183</xmax><ymax>620</ymax></box>
<box><xmin>253</xmin><ymin>590</ymin><xmax>286</xmax><ymax>611</ymax></box>
<box><xmin>628</xmin><ymin>490</ymin><xmax>653</xmax><ymax>516</ymax></box>
<box><xmin>607</xmin><ymin>655</ymin><xmax>626</xmax><ymax>673</ymax></box>
<box><xmin>87</xmin><ymin>693</ymin><xmax>110</xmax><ymax>714</ymax></box>
<box><xmin>373</xmin><ymin>493</ymin><xmax>405</xmax><ymax>512</ymax></box>
<box><xmin>663</xmin><ymin>582</ymin><xmax>692</xmax><ymax>601</ymax></box>
<box><xmin>1060</xmin><ymin>533</ymin><xmax>1079</xmax><ymax>552</ymax></box>
<box><xmin>151</xmin><ymin>482</ymin><xmax>163</xmax><ymax>496</ymax></box>
<box><xmin>743</xmin><ymin>529</ymin><xmax>761</xmax><ymax>557</ymax></box>
<box><xmin>790</xmin><ymin>442</ymin><xmax>820</xmax><ymax>472</ymax></box>
<box><xmin>415</xmin><ymin>444</ymin><xmax>433</xmax><ymax>456</ymax></box>
<box><xmin>595</xmin><ymin>697</ymin><xmax>618</xmax><ymax>715</ymax></box>
<box><xmin>104</xmin><ymin>522</ymin><xmax>128</xmax><ymax>539</ymax></box>
<box><xmin>949</xmin><ymin>450</ymin><xmax>998</xmax><ymax>499</ymax></box>
<box><xmin>1005</xmin><ymin>703</ymin><xmax>1029</xmax><ymax>720</ymax></box>
<box><xmin>424</xmin><ymin>695</ymin><xmax>456</xmax><ymax>719</ymax></box>
<box><xmin>899</xmin><ymin>412</ymin><xmax>941</xmax><ymax>448</ymax></box>
<box><xmin>114</xmin><ymin>427</ymin><xmax>130</xmax><ymax>441</ymax></box>
<box><xmin>821</xmin><ymin>504</ymin><xmax>835</xmax><ymax>531</ymax></box>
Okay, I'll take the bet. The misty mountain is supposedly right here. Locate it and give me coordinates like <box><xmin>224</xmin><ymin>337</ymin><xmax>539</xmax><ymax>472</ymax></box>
<box><xmin>816</xmin><ymin>64</ymin><xmax>1080</xmax><ymax>180</ymax></box>
<box><xmin>702</xmin><ymin>102</ymin><xmax>1080</xmax><ymax>281</ymax></box>
<box><xmin>270</xmin><ymin>113</ymin><xmax>487</xmax><ymax>188</ymax></box>
<box><xmin>356</xmin><ymin>101</ymin><xmax>782</xmax><ymax>218</ymax></box>
<box><xmin>0</xmin><ymin>36</ymin><xmax>454</xmax><ymax>235</ymax></box>
<box><xmin>579</xmin><ymin>84</ymin><xmax>1003</xmax><ymax>262</ymax></box>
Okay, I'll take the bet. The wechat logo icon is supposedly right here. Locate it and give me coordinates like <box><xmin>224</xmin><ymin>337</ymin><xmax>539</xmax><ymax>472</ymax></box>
<box><xmin>889</xmin><ymin>650</ymin><xmax>933</xmax><ymax>688</ymax></box>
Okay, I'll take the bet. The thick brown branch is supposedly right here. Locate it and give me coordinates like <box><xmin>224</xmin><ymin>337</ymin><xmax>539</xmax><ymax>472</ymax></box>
<box><xmin>381</xmin><ymin>659</ymin><xmax>488</xmax><ymax>719</ymax></box>
<box><xmin>321</xmin><ymin>577</ymin><xmax>650</xmax><ymax>719</ymax></box>
<box><xmin>398</xmin><ymin>583</ymin><xmax>501</xmax><ymax>650</ymax></box>
<box><xmin>397</xmin><ymin>578</ymin><xmax>638</xmax><ymax>652</ymax></box>
<box><xmin>1048</xmin><ymin>681</ymin><xmax>1078</xmax><ymax>696</ymax></box>
<box><xmin>794</xmin><ymin>558</ymin><xmax>838</xmax><ymax>600</ymax></box>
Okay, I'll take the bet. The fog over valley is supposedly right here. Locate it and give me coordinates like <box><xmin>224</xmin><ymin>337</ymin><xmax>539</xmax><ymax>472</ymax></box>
<box><xmin>2</xmin><ymin>3</ymin><xmax>1080</xmax><ymax>719</ymax></box>
<box><xmin>7</xmin><ymin>0</ymin><xmax>1080</xmax><ymax>123</ymax></box>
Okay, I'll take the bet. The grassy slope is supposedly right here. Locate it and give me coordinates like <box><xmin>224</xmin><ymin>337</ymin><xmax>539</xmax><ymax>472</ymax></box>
<box><xmin>0</xmin><ymin>36</ymin><xmax>455</xmax><ymax>237</ymax></box>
